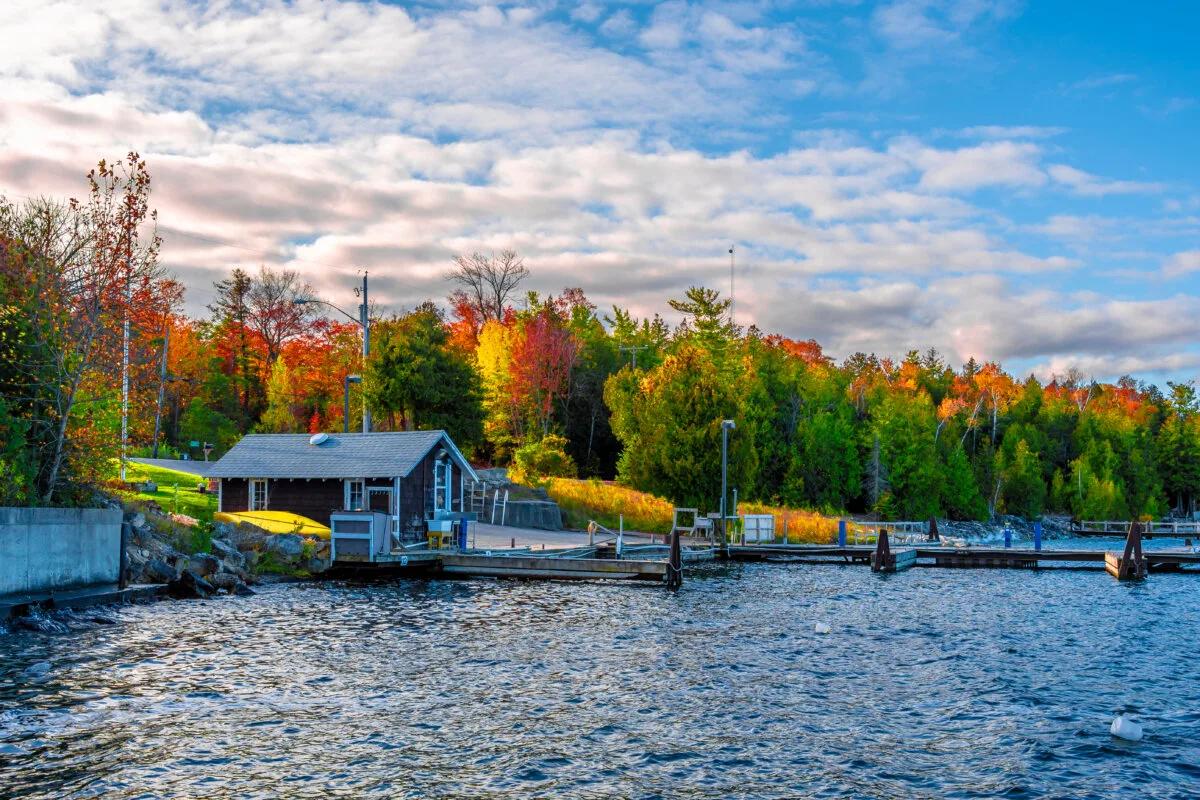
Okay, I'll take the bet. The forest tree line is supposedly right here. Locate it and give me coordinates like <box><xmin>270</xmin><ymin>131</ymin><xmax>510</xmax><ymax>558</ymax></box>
<box><xmin>3</xmin><ymin>157</ymin><xmax>1199</xmax><ymax>520</ymax></box>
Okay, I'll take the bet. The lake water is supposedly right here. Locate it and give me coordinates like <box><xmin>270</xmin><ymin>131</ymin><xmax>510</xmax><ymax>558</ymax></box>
<box><xmin>2</xmin><ymin>539</ymin><xmax>1199</xmax><ymax>798</ymax></box>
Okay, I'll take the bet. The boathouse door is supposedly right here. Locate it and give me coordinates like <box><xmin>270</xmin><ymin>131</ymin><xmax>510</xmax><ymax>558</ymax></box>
<box><xmin>367</xmin><ymin>487</ymin><xmax>394</xmax><ymax>531</ymax></box>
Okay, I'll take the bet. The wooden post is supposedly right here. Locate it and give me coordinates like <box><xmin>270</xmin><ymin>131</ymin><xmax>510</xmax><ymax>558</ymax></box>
<box><xmin>782</xmin><ymin>516</ymin><xmax>789</xmax><ymax>544</ymax></box>
<box><xmin>666</xmin><ymin>526</ymin><xmax>683</xmax><ymax>589</ymax></box>
<box><xmin>1107</xmin><ymin>521</ymin><xmax>1147</xmax><ymax>580</ymax></box>
<box><xmin>928</xmin><ymin>517</ymin><xmax>939</xmax><ymax>542</ymax></box>
<box><xmin>871</xmin><ymin>529</ymin><xmax>892</xmax><ymax>573</ymax></box>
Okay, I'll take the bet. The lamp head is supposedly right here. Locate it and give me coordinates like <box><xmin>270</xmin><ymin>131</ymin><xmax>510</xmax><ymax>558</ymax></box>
<box><xmin>723</xmin><ymin>419</ymin><xmax>736</xmax><ymax>430</ymax></box>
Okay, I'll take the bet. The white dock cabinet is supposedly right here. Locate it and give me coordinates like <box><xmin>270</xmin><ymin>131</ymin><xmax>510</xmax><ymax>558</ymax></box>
<box><xmin>330</xmin><ymin>511</ymin><xmax>392</xmax><ymax>562</ymax></box>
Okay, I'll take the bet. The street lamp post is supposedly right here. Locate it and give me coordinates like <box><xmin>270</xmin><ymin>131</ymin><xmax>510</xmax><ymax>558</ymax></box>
<box><xmin>296</xmin><ymin>272</ymin><xmax>371</xmax><ymax>433</ymax></box>
<box><xmin>720</xmin><ymin>419</ymin><xmax>736</xmax><ymax>554</ymax></box>
<box><xmin>343</xmin><ymin>375</ymin><xmax>361</xmax><ymax>433</ymax></box>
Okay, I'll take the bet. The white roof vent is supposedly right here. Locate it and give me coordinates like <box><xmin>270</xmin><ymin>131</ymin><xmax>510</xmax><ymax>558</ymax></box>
<box><xmin>309</xmin><ymin>432</ymin><xmax>331</xmax><ymax>446</ymax></box>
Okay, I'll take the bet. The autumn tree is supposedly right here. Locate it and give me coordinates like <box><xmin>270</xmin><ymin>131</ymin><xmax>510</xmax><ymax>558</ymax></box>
<box><xmin>447</xmin><ymin>249</ymin><xmax>529</xmax><ymax>323</ymax></box>
<box><xmin>247</xmin><ymin>265</ymin><xmax>317</xmax><ymax>369</ymax></box>
<box><xmin>0</xmin><ymin>153</ymin><xmax>163</xmax><ymax>503</ymax></box>
<box><xmin>208</xmin><ymin>267</ymin><xmax>257</xmax><ymax>418</ymax></box>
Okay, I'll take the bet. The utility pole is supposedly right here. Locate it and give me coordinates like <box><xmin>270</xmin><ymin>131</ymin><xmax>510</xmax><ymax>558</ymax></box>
<box><xmin>151</xmin><ymin>326</ymin><xmax>170</xmax><ymax>458</ymax></box>
<box><xmin>618</xmin><ymin>344</ymin><xmax>647</xmax><ymax>370</ymax></box>
<box><xmin>120</xmin><ymin>235</ymin><xmax>131</xmax><ymax>481</ymax></box>
<box><xmin>728</xmin><ymin>245</ymin><xmax>735</xmax><ymax>328</ymax></box>
<box><xmin>359</xmin><ymin>271</ymin><xmax>371</xmax><ymax>433</ymax></box>
<box><xmin>719</xmin><ymin>419</ymin><xmax>735</xmax><ymax>556</ymax></box>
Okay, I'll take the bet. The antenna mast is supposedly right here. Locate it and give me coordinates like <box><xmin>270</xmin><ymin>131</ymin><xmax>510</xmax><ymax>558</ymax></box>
<box><xmin>728</xmin><ymin>245</ymin><xmax>735</xmax><ymax>327</ymax></box>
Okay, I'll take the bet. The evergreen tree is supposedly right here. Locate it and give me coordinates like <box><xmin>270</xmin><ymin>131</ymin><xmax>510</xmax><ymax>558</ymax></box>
<box><xmin>608</xmin><ymin>346</ymin><xmax>756</xmax><ymax>510</ymax></box>
<box><xmin>364</xmin><ymin>306</ymin><xmax>484</xmax><ymax>449</ymax></box>
<box><xmin>999</xmin><ymin>439</ymin><xmax>1045</xmax><ymax>519</ymax></box>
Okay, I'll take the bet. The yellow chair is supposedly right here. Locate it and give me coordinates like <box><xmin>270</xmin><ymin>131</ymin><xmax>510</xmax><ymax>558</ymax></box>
<box><xmin>427</xmin><ymin>529</ymin><xmax>450</xmax><ymax>550</ymax></box>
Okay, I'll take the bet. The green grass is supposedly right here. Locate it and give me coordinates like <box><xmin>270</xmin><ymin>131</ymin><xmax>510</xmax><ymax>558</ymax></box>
<box><xmin>110</xmin><ymin>460</ymin><xmax>217</xmax><ymax>522</ymax></box>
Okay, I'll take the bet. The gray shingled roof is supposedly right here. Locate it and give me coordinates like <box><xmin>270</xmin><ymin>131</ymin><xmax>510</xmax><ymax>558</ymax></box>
<box><xmin>207</xmin><ymin>430</ymin><xmax>477</xmax><ymax>481</ymax></box>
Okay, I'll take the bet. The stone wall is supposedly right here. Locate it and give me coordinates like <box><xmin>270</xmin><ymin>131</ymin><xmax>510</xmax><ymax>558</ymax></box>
<box><xmin>0</xmin><ymin>507</ymin><xmax>122</xmax><ymax>596</ymax></box>
<box><xmin>499</xmin><ymin>500</ymin><xmax>563</xmax><ymax>531</ymax></box>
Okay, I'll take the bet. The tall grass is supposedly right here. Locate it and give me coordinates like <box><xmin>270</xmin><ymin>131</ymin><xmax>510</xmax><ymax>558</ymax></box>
<box><xmin>546</xmin><ymin>478</ymin><xmax>675</xmax><ymax>534</ymax></box>
<box><xmin>545</xmin><ymin>478</ymin><xmax>838</xmax><ymax>544</ymax></box>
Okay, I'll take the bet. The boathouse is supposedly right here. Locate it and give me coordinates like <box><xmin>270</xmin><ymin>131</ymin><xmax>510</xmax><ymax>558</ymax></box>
<box><xmin>207</xmin><ymin>430</ymin><xmax>478</xmax><ymax>537</ymax></box>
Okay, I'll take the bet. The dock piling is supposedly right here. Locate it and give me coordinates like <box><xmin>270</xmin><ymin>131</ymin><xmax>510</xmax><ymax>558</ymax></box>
<box><xmin>1106</xmin><ymin>521</ymin><xmax>1148</xmax><ymax>580</ymax></box>
<box><xmin>666</xmin><ymin>527</ymin><xmax>683</xmax><ymax>589</ymax></box>
<box><xmin>1033</xmin><ymin>521</ymin><xmax>1042</xmax><ymax>551</ymax></box>
<box><xmin>838</xmin><ymin>519</ymin><xmax>847</xmax><ymax>547</ymax></box>
<box><xmin>871</xmin><ymin>529</ymin><xmax>889</xmax><ymax>572</ymax></box>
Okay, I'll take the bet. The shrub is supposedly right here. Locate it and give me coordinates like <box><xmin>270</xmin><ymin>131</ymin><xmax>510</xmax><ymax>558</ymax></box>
<box><xmin>509</xmin><ymin>434</ymin><xmax>577</xmax><ymax>486</ymax></box>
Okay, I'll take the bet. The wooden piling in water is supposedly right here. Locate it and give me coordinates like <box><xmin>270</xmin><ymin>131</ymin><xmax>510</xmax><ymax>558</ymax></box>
<box><xmin>666</xmin><ymin>527</ymin><xmax>683</xmax><ymax>589</ymax></box>
<box><xmin>870</xmin><ymin>530</ymin><xmax>915</xmax><ymax>572</ymax></box>
<box><xmin>1106</xmin><ymin>521</ymin><xmax>1148</xmax><ymax>581</ymax></box>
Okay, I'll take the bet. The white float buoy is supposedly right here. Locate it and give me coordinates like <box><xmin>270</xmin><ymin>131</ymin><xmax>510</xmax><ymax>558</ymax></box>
<box><xmin>1110</xmin><ymin>714</ymin><xmax>1143</xmax><ymax>741</ymax></box>
<box><xmin>814</xmin><ymin>622</ymin><xmax>832</xmax><ymax>634</ymax></box>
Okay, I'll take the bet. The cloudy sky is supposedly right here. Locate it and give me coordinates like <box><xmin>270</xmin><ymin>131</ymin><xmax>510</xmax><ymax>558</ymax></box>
<box><xmin>2</xmin><ymin>1</ymin><xmax>1197</xmax><ymax>383</ymax></box>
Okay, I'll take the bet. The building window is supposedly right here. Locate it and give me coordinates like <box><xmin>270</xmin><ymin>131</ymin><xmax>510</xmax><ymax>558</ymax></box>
<box><xmin>346</xmin><ymin>479</ymin><xmax>364</xmax><ymax>510</ymax></box>
<box><xmin>249</xmin><ymin>479</ymin><xmax>268</xmax><ymax>511</ymax></box>
<box><xmin>434</xmin><ymin>459</ymin><xmax>451</xmax><ymax>512</ymax></box>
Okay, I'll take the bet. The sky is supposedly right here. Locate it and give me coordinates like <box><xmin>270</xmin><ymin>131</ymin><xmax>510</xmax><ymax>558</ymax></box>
<box><xmin>1</xmin><ymin>0</ymin><xmax>1197</xmax><ymax>385</ymax></box>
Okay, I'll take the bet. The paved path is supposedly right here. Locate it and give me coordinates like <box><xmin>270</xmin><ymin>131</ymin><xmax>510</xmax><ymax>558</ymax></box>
<box><xmin>130</xmin><ymin>458</ymin><xmax>210</xmax><ymax>477</ymax></box>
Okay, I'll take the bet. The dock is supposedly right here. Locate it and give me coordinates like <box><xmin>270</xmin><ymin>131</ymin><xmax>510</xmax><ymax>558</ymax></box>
<box><xmin>1070</xmin><ymin>519</ymin><xmax>1200</xmax><ymax>539</ymax></box>
<box><xmin>441</xmin><ymin>553</ymin><xmax>666</xmax><ymax>580</ymax></box>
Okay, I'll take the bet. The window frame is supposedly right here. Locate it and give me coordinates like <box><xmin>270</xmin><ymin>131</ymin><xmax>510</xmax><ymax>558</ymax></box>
<box><xmin>249</xmin><ymin>479</ymin><xmax>268</xmax><ymax>511</ymax></box>
<box><xmin>345</xmin><ymin>478</ymin><xmax>365</xmax><ymax>511</ymax></box>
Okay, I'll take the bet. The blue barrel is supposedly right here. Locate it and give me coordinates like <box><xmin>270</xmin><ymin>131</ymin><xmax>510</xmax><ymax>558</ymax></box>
<box><xmin>459</xmin><ymin>519</ymin><xmax>469</xmax><ymax>550</ymax></box>
<box><xmin>1033</xmin><ymin>521</ymin><xmax>1042</xmax><ymax>551</ymax></box>
<box><xmin>838</xmin><ymin>519</ymin><xmax>847</xmax><ymax>547</ymax></box>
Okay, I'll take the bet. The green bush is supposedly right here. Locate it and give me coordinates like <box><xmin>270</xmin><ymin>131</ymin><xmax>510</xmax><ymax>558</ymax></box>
<box><xmin>509</xmin><ymin>434</ymin><xmax>577</xmax><ymax>486</ymax></box>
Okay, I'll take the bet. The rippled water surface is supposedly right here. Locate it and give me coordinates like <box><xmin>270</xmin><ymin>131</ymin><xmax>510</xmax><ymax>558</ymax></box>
<box><xmin>3</xmin><ymin>543</ymin><xmax>1199</xmax><ymax>798</ymax></box>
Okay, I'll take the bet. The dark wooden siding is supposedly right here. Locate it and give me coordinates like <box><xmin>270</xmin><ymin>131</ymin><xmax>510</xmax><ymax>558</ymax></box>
<box><xmin>263</xmin><ymin>479</ymin><xmax>344</xmax><ymax>526</ymax></box>
<box><xmin>397</xmin><ymin>448</ymin><xmax>465</xmax><ymax>530</ymax></box>
<box><xmin>221</xmin><ymin>479</ymin><xmax>248</xmax><ymax>512</ymax></box>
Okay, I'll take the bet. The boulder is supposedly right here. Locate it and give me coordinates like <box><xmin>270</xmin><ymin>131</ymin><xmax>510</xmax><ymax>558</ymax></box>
<box><xmin>166</xmin><ymin>569</ymin><xmax>215</xmax><ymax>600</ymax></box>
<box><xmin>268</xmin><ymin>534</ymin><xmax>305</xmax><ymax>558</ymax></box>
<box><xmin>210</xmin><ymin>538</ymin><xmax>241</xmax><ymax>563</ymax></box>
<box><xmin>208</xmin><ymin>572</ymin><xmax>255</xmax><ymax>596</ymax></box>
<box><xmin>186</xmin><ymin>554</ymin><xmax>221</xmax><ymax>578</ymax></box>
<box><xmin>304</xmin><ymin>557</ymin><xmax>329</xmax><ymax>574</ymax></box>
<box><xmin>123</xmin><ymin>511</ymin><xmax>146</xmax><ymax>529</ymax></box>
<box><xmin>141</xmin><ymin>558</ymin><xmax>178</xmax><ymax>584</ymax></box>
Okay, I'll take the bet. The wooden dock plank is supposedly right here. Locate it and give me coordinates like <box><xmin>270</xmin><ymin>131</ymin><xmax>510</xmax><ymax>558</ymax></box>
<box><xmin>441</xmin><ymin>553</ymin><xmax>667</xmax><ymax>581</ymax></box>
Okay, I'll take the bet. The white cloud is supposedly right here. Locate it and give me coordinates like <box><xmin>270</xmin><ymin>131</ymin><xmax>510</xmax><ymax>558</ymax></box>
<box><xmin>0</xmin><ymin>0</ymin><xmax>1191</xmax><ymax>382</ymax></box>
<box><xmin>1048</xmin><ymin>164</ymin><xmax>1165</xmax><ymax>197</ymax></box>
<box><xmin>1164</xmin><ymin>251</ymin><xmax>1200</xmax><ymax>277</ymax></box>
<box><xmin>892</xmin><ymin>139</ymin><xmax>1046</xmax><ymax>192</ymax></box>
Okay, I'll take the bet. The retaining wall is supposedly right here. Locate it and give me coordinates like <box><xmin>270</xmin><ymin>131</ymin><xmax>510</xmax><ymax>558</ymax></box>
<box><xmin>499</xmin><ymin>500</ymin><xmax>563</xmax><ymax>531</ymax></box>
<box><xmin>0</xmin><ymin>507</ymin><xmax>122</xmax><ymax>596</ymax></box>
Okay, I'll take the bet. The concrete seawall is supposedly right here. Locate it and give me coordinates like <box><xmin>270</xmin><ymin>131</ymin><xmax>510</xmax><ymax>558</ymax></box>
<box><xmin>0</xmin><ymin>507</ymin><xmax>123</xmax><ymax>596</ymax></box>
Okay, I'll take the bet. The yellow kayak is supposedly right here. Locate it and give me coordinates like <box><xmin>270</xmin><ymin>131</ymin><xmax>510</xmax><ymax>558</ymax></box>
<box><xmin>214</xmin><ymin>510</ymin><xmax>331</xmax><ymax>540</ymax></box>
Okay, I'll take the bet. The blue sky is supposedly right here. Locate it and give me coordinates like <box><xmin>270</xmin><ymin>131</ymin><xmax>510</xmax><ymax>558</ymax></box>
<box><xmin>1</xmin><ymin>0</ymin><xmax>1197</xmax><ymax>383</ymax></box>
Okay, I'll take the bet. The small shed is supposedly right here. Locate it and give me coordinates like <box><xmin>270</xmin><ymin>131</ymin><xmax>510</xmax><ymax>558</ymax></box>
<box><xmin>207</xmin><ymin>430</ymin><xmax>478</xmax><ymax>539</ymax></box>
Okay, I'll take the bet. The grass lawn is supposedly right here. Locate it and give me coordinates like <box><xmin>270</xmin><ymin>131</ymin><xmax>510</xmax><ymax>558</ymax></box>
<box><xmin>113</xmin><ymin>461</ymin><xmax>217</xmax><ymax>522</ymax></box>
